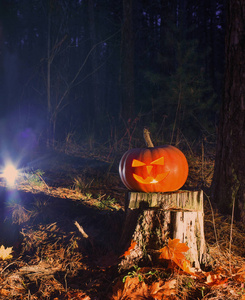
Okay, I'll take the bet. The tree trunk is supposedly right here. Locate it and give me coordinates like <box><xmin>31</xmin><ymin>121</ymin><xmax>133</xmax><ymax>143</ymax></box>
<box><xmin>0</xmin><ymin>20</ymin><xmax>6</xmax><ymax>118</ymax></box>
<box><xmin>120</xmin><ymin>0</ymin><xmax>135</xmax><ymax>121</ymax></box>
<box><xmin>46</xmin><ymin>4</ymin><xmax>52</xmax><ymax>147</ymax></box>
<box><xmin>211</xmin><ymin>0</ymin><xmax>245</xmax><ymax>221</ymax></box>
<box><xmin>88</xmin><ymin>0</ymin><xmax>100</xmax><ymax>128</ymax></box>
<box><xmin>119</xmin><ymin>190</ymin><xmax>207</xmax><ymax>271</ymax></box>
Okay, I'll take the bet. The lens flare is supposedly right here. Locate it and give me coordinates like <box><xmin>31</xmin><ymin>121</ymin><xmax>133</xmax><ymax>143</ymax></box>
<box><xmin>3</xmin><ymin>164</ymin><xmax>19</xmax><ymax>186</ymax></box>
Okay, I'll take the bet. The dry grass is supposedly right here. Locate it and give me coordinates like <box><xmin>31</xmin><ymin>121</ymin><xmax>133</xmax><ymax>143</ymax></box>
<box><xmin>0</xmin><ymin>143</ymin><xmax>245</xmax><ymax>299</ymax></box>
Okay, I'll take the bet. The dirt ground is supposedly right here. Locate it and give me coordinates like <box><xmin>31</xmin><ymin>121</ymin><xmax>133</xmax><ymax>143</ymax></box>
<box><xmin>0</xmin><ymin>146</ymin><xmax>245</xmax><ymax>299</ymax></box>
<box><xmin>0</xmin><ymin>148</ymin><xmax>128</xmax><ymax>299</ymax></box>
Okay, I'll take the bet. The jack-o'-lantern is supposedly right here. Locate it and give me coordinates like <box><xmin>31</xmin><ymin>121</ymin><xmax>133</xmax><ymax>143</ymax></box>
<box><xmin>119</xmin><ymin>145</ymin><xmax>188</xmax><ymax>193</ymax></box>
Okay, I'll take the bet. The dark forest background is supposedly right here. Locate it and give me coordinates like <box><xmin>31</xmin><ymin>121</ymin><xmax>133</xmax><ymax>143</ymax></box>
<box><xmin>0</xmin><ymin>0</ymin><xmax>226</xmax><ymax>155</ymax></box>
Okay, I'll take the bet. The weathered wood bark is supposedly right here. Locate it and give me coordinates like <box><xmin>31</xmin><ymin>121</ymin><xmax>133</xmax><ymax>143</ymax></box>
<box><xmin>119</xmin><ymin>190</ymin><xmax>207</xmax><ymax>271</ymax></box>
<box><xmin>211</xmin><ymin>0</ymin><xmax>245</xmax><ymax>221</ymax></box>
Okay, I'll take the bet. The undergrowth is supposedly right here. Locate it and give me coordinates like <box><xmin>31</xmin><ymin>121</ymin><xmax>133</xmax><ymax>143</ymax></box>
<box><xmin>0</xmin><ymin>138</ymin><xmax>245</xmax><ymax>299</ymax></box>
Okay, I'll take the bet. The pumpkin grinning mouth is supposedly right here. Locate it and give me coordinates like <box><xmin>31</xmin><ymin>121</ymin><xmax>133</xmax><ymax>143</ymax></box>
<box><xmin>132</xmin><ymin>171</ymin><xmax>170</xmax><ymax>184</ymax></box>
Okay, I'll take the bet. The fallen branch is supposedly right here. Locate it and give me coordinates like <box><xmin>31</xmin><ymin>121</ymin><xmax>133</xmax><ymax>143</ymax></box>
<box><xmin>74</xmin><ymin>221</ymin><xmax>89</xmax><ymax>239</ymax></box>
<box><xmin>18</xmin><ymin>261</ymin><xmax>62</xmax><ymax>280</ymax></box>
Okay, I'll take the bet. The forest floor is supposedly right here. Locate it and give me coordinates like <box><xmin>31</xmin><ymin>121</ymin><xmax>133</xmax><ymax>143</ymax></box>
<box><xmin>0</xmin><ymin>142</ymin><xmax>245</xmax><ymax>299</ymax></box>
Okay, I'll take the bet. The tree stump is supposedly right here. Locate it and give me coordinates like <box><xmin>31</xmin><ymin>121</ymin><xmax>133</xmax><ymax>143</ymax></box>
<box><xmin>119</xmin><ymin>190</ymin><xmax>207</xmax><ymax>271</ymax></box>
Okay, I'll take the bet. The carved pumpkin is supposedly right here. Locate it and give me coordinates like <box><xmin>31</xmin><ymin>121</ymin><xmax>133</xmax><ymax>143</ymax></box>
<box><xmin>119</xmin><ymin>145</ymin><xmax>188</xmax><ymax>192</ymax></box>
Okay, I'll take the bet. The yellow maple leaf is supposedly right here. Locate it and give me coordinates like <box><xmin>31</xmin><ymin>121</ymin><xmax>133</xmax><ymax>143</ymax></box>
<box><xmin>0</xmin><ymin>245</ymin><xmax>13</xmax><ymax>260</ymax></box>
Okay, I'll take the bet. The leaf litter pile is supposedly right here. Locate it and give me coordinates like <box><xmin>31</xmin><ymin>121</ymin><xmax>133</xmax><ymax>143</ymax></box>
<box><xmin>0</xmin><ymin>147</ymin><xmax>245</xmax><ymax>299</ymax></box>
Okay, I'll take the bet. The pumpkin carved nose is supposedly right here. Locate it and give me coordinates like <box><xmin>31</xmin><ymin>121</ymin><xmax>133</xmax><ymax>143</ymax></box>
<box><xmin>146</xmin><ymin>166</ymin><xmax>153</xmax><ymax>174</ymax></box>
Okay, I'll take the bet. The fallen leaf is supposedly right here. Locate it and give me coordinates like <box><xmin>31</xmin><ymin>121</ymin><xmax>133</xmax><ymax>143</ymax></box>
<box><xmin>205</xmin><ymin>272</ymin><xmax>228</xmax><ymax>286</ymax></box>
<box><xmin>0</xmin><ymin>245</ymin><xmax>13</xmax><ymax>260</ymax></box>
<box><xmin>159</xmin><ymin>238</ymin><xmax>192</xmax><ymax>273</ymax></box>
<box><xmin>66</xmin><ymin>291</ymin><xmax>91</xmax><ymax>299</ymax></box>
<box><xmin>0</xmin><ymin>289</ymin><xmax>10</xmax><ymax>296</ymax></box>
<box><xmin>149</xmin><ymin>279</ymin><xmax>177</xmax><ymax>299</ymax></box>
<box><xmin>181</xmin><ymin>258</ymin><xmax>197</xmax><ymax>275</ymax></box>
<box><xmin>111</xmin><ymin>276</ymin><xmax>148</xmax><ymax>300</ymax></box>
<box><xmin>120</xmin><ymin>240</ymin><xmax>137</xmax><ymax>258</ymax></box>
<box><xmin>159</xmin><ymin>238</ymin><xmax>189</xmax><ymax>261</ymax></box>
<box><xmin>233</xmin><ymin>265</ymin><xmax>245</xmax><ymax>282</ymax></box>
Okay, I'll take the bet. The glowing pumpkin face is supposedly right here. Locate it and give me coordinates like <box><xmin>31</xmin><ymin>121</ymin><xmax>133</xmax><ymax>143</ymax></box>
<box><xmin>119</xmin><ymin>145</ymin><xmax>188</xmax><ymax>193</ymax></box>
<box><xmin>131</xmin><ymin>156</ymin><xmax>170</xmax><ymax>184</ymax></box>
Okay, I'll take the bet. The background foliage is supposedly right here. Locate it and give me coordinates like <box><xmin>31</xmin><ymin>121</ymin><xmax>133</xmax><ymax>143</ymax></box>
<box><xmin>0</xmin><ymin>0</ymin><xmax>225</xmax><ymax>150</ymax></box>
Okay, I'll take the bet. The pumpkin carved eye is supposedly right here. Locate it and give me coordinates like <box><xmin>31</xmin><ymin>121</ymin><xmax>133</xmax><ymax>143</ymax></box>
<box><xmin>132</xmin><ymin>159</ymin><xmax>146</xmax><ymax>167</ymax></box>
<box><xmin>150</xmin><ymin>157</ymin><xmax>165</xmax><ymax>165</ymax></box>
<box><xmin>132</xmin><ymin>156</ymin><xmax>165</xmax><ymax>167</ymax></box>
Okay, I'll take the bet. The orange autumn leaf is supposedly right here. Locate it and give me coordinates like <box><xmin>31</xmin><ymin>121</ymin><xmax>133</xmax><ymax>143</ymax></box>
<box><xmin>181</xmin><ymin>258</ymin><xmax>197</xmax><ymax>275</ymax></box>
<box><xmin>111</xmin><ymin>277</ymin><xmax>178</xmax><ymax>300</ymax></box>
<box><xmin>205</xmin><ymin>272</ymin><xmax>228</xmax><ymax>286</ymax></box>
<box><xmin>111</xmin><ymin>277</ymin><xmax>148</xmax><ymax>300</ymax></box>
<box><xmin>149</xmin><ymin>279</ymin><xmax>177</xmax><ymax>299</ymax></box>
<box><xmin>159</xmin><ymin>238</ymin><xmax>192</xmax><ymax>273</ymax></box>
<box><xmin>0</xmin><ymin>289</ymin><xmax>10</xmax><ymax>297</ymax></box>
<box><xmin>233</xmin><ymin>265</ymin><xmax>245</xmax><ymax>282</ymax></box>
<box><xmin>159</xmin><ymin>238</ymin><xmax>189</xmax><ymax>261</ymax></box>
<box><xmin>120</xmin><ymin>240</ymin><xmax>137</xmax><ymax>258</ymax></box>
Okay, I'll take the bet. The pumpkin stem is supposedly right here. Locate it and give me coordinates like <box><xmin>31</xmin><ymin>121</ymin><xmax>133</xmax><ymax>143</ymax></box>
<box><xmin>143</xmin><ymin>128</ymin><xmax>154</xmax><ymax>148</ymax></box>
